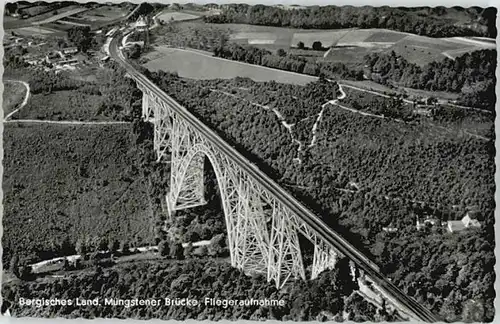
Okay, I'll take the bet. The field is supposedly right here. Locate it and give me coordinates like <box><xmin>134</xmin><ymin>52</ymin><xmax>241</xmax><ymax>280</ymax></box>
<box><xmin>155</xmin><ymin>11</ymin><xmax>201</xmax><ymax>22</ymax></box>
<box><xmin>32</xmin><ymin>7</ymin><xmax>89</xmax><ymax>25</ymax></box>
<box><xmin>143</xmin><ymin>46</ymin><xmax>317</xmax><ymax>85</ymax></box>
<box><xmin>211</xmin><ymin>23</ymin><xmax>494</xmax><ymax>66</ymax></box>
<box><xmin>7</xmin><ymin>25</ymin><xmax>62</xmax><ymax>37</ymax></box>
<box><xmin>321</xmin><ymin>46</ymin><xmax>384</xmax><ymax>67</ymax></box>
<box><xmin>2</xmin><ymin>123</ymin><xmax>157</xmax><ymax>265</ymax></box>
<box><xmin>3</xmin><ymin>81</ymin><xmax>28</xmax><ymax>116</ymax></box>
<box><xmin>77</xmin><ymin>5</ymin><xmax>130</xmax><ymax>22</ymax></box>
<box><xmin>291</xmin><ymin>28</ymin><xmax>408</xmax><ymax>48</ymax></box>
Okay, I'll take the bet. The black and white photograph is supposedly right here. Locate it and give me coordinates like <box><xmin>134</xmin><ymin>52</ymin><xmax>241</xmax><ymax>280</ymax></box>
<box><xmin>1</xmin><ymin>0</ymin><xmax>497</xmax><ymax>322</ymax></box>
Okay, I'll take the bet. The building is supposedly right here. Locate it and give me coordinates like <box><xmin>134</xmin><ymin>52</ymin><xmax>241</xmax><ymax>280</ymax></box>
<box><xmin>382</xmin><ymin>222</ymin><xmax>398</xmax><ymax>233</ymax></box>
<box><xmin>447</xmin><ymin>212</ymin><xmax>481</xmax><ymax>233</ymax></box>
<box><xmin>416</xmin><ymin>216</ymin><xmax>440</xmax><ymax>230</ymax></box>
<box><xmin>413</xmin><ymin>107</ymin><xmax>432</xmax><ymax>117</ymax></box>
<box><xmin>62</xmin><ymin>47</ymin><xmax>78</xmax><ymax>55</ymax></box>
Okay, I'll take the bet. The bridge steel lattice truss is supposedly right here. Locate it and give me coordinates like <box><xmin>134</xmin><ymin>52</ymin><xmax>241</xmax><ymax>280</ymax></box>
<box><xmin>140</xmin><ymin>87</ymin><xmax>339</xmax><ymax>289</ymax></box>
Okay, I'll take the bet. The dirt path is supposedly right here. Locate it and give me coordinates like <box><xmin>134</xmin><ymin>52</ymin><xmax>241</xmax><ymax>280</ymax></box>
<box><xmin>210</xmin><ymin>88</ymin><xmax>304</xmax><ymax>161</ymax></box>
<box><xmin>30</xmin><ymin>240</ymin><xmax>212</xmax><ymax>272</ymax></box>
<box><xmin>331</xmin><ymin>84</ymin><xmax>490</xmax><ymax>142</ymax></box>
<box><xmin>4</xmin><ymin>80</ymin><xmax>30</xmax><ymax>121</ymax></box>
<box><xmin>308</xmin><ymin>84</ymin><xmax>347</xmax><ymax>148</ymax></box>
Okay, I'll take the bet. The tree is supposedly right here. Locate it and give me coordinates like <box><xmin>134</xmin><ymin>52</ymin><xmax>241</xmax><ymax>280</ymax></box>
<box><xmin>276</xmin><ymin>48</ymin><xmax>286</xmax><ymax>57</ymax></box>
<box><xmin>208</xmin><ymin>234</ymin><xmax>227</xmax><ymax>257</ymax></box>
<box><xmin>120</xmin><ymin>240</ymin><xmax>130</xmax><ymax>255</ymax></box>
<box><xmin>158</xmin><ymin>240</ymin><xmax>170</xmax><ymax>257</ymax></box>
<box><xmin>297</xmin><ymin>41</ymin><xmax>305</xmax><ymax>49</ymax></box>
<box><xmin>184</xmin><ymin>242</ymin><xmax>193</xmax><ymax>259</ymax></box>
<box><xmin>75</xmin><ymin>238</ymin><xmax>88</xmax><ymax>256</ymax></box>
<box><xmin>108</xmin><ymin>239</ymin><xmax>120</xmax><ymax>255</ymax></box>
<box><xmin>62</xmin><ymin>257</ymin><xmax>71</xmax><ymax>271</ymax></box>
<box><xmin>19</xmin><ymin>265</ymin><xmax>33</xmax><ymax>280</ymax></box>
<box><xmin>67</xmin><ymin>26</ymin><xmax>92</xmax><ymax>52</ymax></box>
<box><xmin>9</xmin><ymin>255</ymin><xmax>20</xmax><ymax>278</ymax></box>
<box><xmin>312</xmin><ymin>41</ymin><xmax>323</xmax><ymax>51</ymax></box>
<box><xmin>60</xmin><ymin>236</ymin><xmax>74</xmax><ymax>256</ymax></box>
<box><xmin>170</xmin><ymin>242</ymin><xmax>184</xmax><ymax>260</ymax></box>
<box><xmin>128</xmin><ymin>44</ymin><xmax>142</xmax><ymax>59</ymax></box>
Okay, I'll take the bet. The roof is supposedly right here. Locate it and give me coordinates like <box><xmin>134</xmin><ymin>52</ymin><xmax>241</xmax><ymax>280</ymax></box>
<box><xmin>447</xmin><ymin>221</ymin><xmax>466</xmax><ymax>232</ymax></box>
<box><xmin>462</xmin><ymin>212</ymin><xmax>481</xmax><ymax>228</ymax></box>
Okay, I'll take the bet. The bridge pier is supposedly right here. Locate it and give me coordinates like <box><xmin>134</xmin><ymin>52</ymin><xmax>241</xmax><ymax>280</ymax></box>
<box><xmin>267</xmin><ymin>203</ymin><xmax>306</xmax><ymax>288</ymax></box>
<box><xmin>311</xmin><ymin>238</ymin><xmax>338</xmax><ymax>280</ymax></box>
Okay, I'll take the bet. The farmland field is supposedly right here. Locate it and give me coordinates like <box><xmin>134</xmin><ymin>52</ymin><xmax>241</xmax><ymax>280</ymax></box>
<box><xmin>169</xmin><ymin>22</ymin><xmax>495</xmax><ymax>67</ymax></box>
<box><xmin>2</xmin><ymin>123</ymin><xmax>157</xmax><ymax>265</ymax></box>
<box><xmin>322</xmin><ymin>46</ymin><xmax>384</xmax><ymax>66</ymax></box>
<box><xmin>363</xmin><ymin>30</ymin><xmax>408</xmax><ymax>43</ymax></box>
<box><xmin>196</xmin><ymin>22</ymin><xmax>494</xmax><ymax>67</ymax></box>
<box><xmin>156</xmin><ymin>11</ymin><xmax>201</xmax><ymax>22</ymax></box>
<box><xmin>143</xmin><ymin>46</ymin><xmax>317</xmax><ymax>85</ymax></box>
<box><xmin>32</xmin><ymin>7</ymin><xmax>89</xmax><ymax>25</ymax></box>
<box><xmin>78</xmin><ymin>5</ymin><xmax>130</xmax><ymax>22</ymax></box>
<box><xmin>7</xmin><ymin>25</ymin><xmax>62</xmax><ymax>37</ymax></box>
<box><xmin>290</xmin><ymin>30</ymin><xmax>351</xmax><ymax>48</ymax></box>
<box><xmin>3</xmin><ymin>81</ymin><xmax>27</xmax><ymax>116</ymax></box>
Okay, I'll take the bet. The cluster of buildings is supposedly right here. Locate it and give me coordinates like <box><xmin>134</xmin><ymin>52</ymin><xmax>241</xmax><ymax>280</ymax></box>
<box><xmin>383</xmin><ymin>211</ymin><xmax>481</xmax><ymax>234</ymax></box>
<box><xmin>5</xmin><ymin>34</ymin><xmax>82</xmax><ymax>70</ymax></box>
<box><xmin>416</xmin><ymin>211</ymin><xmax>481</xmax><ymax>233</ymax></box>
<box><xmin>22</xmin><ymin>46</ymin><xmax>80</xmax><ymax>69</ymax></box>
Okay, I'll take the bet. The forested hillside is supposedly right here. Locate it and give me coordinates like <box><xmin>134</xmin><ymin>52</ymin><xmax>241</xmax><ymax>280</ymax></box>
<box><xmin>205</xmin><ymin>5</ymin><xmax>496</xmax><ymax>38</ymax></box>
<box><xmin>364</xmin><ymin>49</ymin><xmax>496</xmax><ymax>110</ymax></box>
<box><xmin>3</xmin><ymin>258</ymin><xmax>396</xmax><ymax>321</ymax></box>
<box><xmin>134</xmin><ymin>67</ymin><xmax>494</xmax><ymax>321</ymax></box>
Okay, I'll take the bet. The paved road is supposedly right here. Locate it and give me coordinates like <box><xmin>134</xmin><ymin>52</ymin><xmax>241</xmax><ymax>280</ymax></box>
<box><xmin>4</xmin><ymin>80</ymin><xmax>30</xmax><ymax>121</ymax></box>
<box><xmin>110</xmin><ymin>31</ymin><xmax>439</xmax><ymax>323</ymax></box>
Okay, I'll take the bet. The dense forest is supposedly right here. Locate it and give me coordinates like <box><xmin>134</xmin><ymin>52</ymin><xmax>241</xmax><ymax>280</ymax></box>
<box><xmin>364</xmin><ymin>49</ymin><xmax>497</xmax><ymax>110</ymax></box>
<box><xmin>129</xmin><ymin>67</ymin><xmax>495</xmax><ymax>321</ymax></box>
<box><xmin>3</xmin><ymin>258</ymin><xmax>397</xmax><ymax>321</ymax></box>
<box><xmin>204</xmin><ymin>5</ymin><xmax>497</xmax><ymax>38</ymax></box>
<box><xmin>1</xmin><ymin>122</ymin><xmax>169</xmax><ymax>268</ymax></box>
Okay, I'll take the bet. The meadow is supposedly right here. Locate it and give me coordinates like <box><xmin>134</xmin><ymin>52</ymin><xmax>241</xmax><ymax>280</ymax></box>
<box><xmin>199</xmin><ymin>22</ymin><xmax>494</xmax><ymax>67</ymax></box>
<box><xmin>3</xmin><ymin>81</ymin><xmax>27</xmax><ymax>116</ymax></box>
<box><xmin>143</xmin><ymin>46</ymin><xmax>317</xmax><ymax>85</ymax></box>
<box><xmin>155</xmin><ymin>11</ymin><xmax>201</xmax><ymax>22</ymax></box>
<box><xmin>77</xmin><ymin>5</ymin><xmax>130</xmax><ymax>22</ymax></box>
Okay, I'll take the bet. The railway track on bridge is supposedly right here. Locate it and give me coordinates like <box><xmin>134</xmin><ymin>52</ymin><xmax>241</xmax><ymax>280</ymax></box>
<box><xmin>109</xmin><ymin>32</ymin><xmax>439</xmax><ymax>323</ymax></box>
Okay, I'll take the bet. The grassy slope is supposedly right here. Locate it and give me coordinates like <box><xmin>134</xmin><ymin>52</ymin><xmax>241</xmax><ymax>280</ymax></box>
<box><xmin>3</xmin><ymin>123</ymin><xmax>156</xmax><ymax>264</ymax></box>
<box><xmin>3</xmin><ymin>81</ymin><xmax>27</xmax><ymax>116</ymax></box>
<box><xmin>143</xmin><ymin>46</ymin><xmax>316</xmax><ymax>85</ymax></box>
<box><xmin>14</xmin><ymin>91</ymin><xmax>106</xmax><ymax>121</ymax></box>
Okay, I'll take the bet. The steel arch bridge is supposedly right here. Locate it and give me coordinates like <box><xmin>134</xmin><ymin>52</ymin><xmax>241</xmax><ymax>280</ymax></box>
<box><xmin>140</xmin><ymin>89</ymin><xmax>338</xmax><ymax>289</ymax></box>
<box><xmin>109</xmin><ymin>30</ymin><xmax>439</xmax><ymax>321</ymax></box>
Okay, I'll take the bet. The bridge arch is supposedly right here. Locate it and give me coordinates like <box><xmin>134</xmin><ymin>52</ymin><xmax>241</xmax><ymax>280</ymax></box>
<box><xmin>167</xmin><ymin>143</ymin><xmax>270</xmax><ymax>274</ymax></box>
